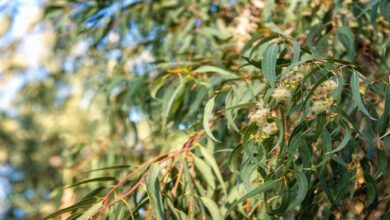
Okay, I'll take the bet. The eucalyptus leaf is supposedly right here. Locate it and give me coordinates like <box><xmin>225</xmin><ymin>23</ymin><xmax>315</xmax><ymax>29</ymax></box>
<box><xmin>203</xmin><ymin>96</ymin><xmax>221</xmax><ymax>143</ymax></box>
<box><xmin>351</xmin><ymin>71</ymin><xmax>376</xmax><ymax>120</ymax></box>
<box><xmin>262</xmin><ymin>43</ymin><xmax>279</xmax><ymax>87</ymax></box>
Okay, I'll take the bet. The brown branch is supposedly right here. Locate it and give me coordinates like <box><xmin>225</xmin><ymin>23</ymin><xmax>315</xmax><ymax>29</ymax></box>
<box><xmin>97</xmin><ymin>131</ymin><xmax>205</xmax><ymax>216</ymax></box>
<box><xmin>172</xmin><ymin>163</ymin><xmax>184</xmax><ymax>197</ymax></box>
<box><xmin>105</xmin><ymin>174</ymin><xmax>146</xmax><ymax>208</ymax></box>
<box><xmin>188</xmin><ymin>197</ymin><xmax>194</xmax><ymax>220</ymax></box>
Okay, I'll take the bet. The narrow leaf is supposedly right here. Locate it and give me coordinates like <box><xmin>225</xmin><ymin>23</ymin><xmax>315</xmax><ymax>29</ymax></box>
<box><xmin>351</xmin><ymin>71</ymin><xmax>376</xmax><ymax>120</ymax></box>
<box><xmin>200</xmin><ymin>147</ymin><xmax>227</xmax><ymax>195</ymax></box>
<box><xmin>203</xmin><ymin>96</ymin><xmax>221</xmax><ymax>143</ymax></box>
<box><xmin>288</xmin><ymin>172</ymin><xmax>308</xmax><ymax>210</ymax></box>
<box><xmin>146</xmin><ymin>164</ymin><xmax>166</xmax><ymax>220</ymax></box>
<box><xmin>81</xmin><ymin>165</ymin><xmax>133</xmax><ymax>174</ymax></box>
<box><xmin>44</xmin><ymin>198</ymin><xmax>97</xmax><ymax>219</ymax></box>
<box><xmin>194</xmin><ymin>66</ymin><xmax>236</xmax><ymax>79</ymax></box>
<box><xmin>200</xmin><ymin>197</ymin><xmax>223</xmax><ymax>220</ymax></box>
<box><xmin>66</xmin><ymin>177</ymin><xmax>116</xmax><ymax>188</ymax></box>
<box><xmin>249</xmin><ymin>33</ymin><xmax>280</xmax><ymax>57</ymax></box>
<box><xmin>336</xmin><ymin>27</ymin><xmax>356</xmax><ymax>60</ymax></box>
<box><xmin>193</xmin><ymin>156</ymin><xmax>216</xmax><ymax>191</ymax></box>
<box><xmin>326</xmin><ymin>120</ymin><xmax>352</xmax><ymax>154</ymax></box>
<box><xmin>76</xmin><ymin>201</ymin><xmax>102</xmax><ymax>220</ymax></box>
<box><xmin>228</xmin><ymin>144</ymin><xmax>243</xmax><ymax>173</ymax></box>
<box><xmin>224</xmin><ymin>102</ymin><xmax>257</xmax><ymax>111</ymax></box>
<box><xmin>292</xmin><ymin>41</ymin><xmax>301</xmax><ymax>65</ymax></box>
<box><xmin>357</xmin><ymin>0</ymin><xmax>381</xmax><ymax>18</ymax></box>
<box><xmin>227</xmin><ymin>180</ymin><xmax>277</xmax><ymax>213</ymax></box>
<box><xmin>262</xmin><ymin>43</ymin><xmax>279</xmax><ymax>87</ymax></box>
<box><xmin>162</xmin><ymin>77</ymin><xmax>185</xmax><ymax>126</ymax></box>
<box><xmin>378</xmin><ymin>84</ymin><xmax>390</xmax><ymax>135</ymax></box>
<box><xmin>364</xmin><ymin>173</ymin><xmax>378</xmax><ymax>207</ymax></box>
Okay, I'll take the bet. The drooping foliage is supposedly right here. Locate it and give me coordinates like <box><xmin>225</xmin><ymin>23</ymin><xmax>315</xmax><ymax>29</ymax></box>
<box><xmin>0</xmin><ymin>0</ymin><xmax>389</xmax><ymax>219</ymax></box>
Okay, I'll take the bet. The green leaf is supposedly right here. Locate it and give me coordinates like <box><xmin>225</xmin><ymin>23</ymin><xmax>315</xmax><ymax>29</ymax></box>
<box><xmin>317</xmin><ymin>169</ymin><xmax>336</xmax><ymax>208</ymax></box>
<box><xmin>151</xmin><ymin>75</ymin><xmax>168</xmax><ymax>99</ymax></box>
<box><xmin>146</xmin><ymin>164</ymin><xmax>166</xmax><ymax>220</ymax></box>
<box><xmin>203</xmin><ymin>96</ymin><xmax>221</xmax><ymax>143</ymax></box>
<box><xmin>291</xmin><ymin>41</ymin><xmax>301</xmax><ymax>65</ymax></box>
<box><xmin>227</xmin><ymin>180</ymin><xmax>277</xmax><ymax>214</ymax></box>
<box><xmin>166</xmin><ymin>199</ymin><xmax>188</xmax><ymax>220</ymax></box>
<box><xmin>331</xmin><ymin>155</ymin><xmax>348</xmax><ymax>168</ymax></box>
<box><xmin>224</xmin><ymin>102</ymin><xmax>257</xmax><ymax>111</ymax></box>
<box><xmin>76</xmin><ymin>201</ymin><xmax>102</xmax><ymax>220</ymax></box>
<box><xmin>370</xmin><ymin>3</ymin><xmax>379</xmax><ymax>29</ymax></box>
<box><xmin>81</xmin><ymin>165</ymin><xmax>133</xmax><ymax>174</ymax></box>
<box><xmin>333</xmin><ymin>106</ymin><xmax>362</xmax><ymax>136</ymax></box>
<box><xmin>82</xmin><ymin>187</ymin><xmax>106</xmax><ymax>199</ymax></box>
<box><xmin>336</xmin><ymin>27</ymin><xmax>356</xmax><ymax>60</ymax></box>
<box><xmin>287</xmin><ymin>132</ymin><xmax>304</xmax><ymax>158</ymax></box>
<box><xmin>240</xmin><ymin>33</ymin><xmax>262</xmax><ymax>56</ymax></box>
<box><xmin>272</xmin><ymin>117</ymin><xmax>285</xmax><ymax>154</ymax></box>
<box><xmin>323</xmin><ymin>58</ymin><xmax>354</xmax><ymax>65</ymax></box>
<box><xmin>194</xmin><ymin>66</ymin><xmax>236</xmax><ymax>79</ymax></box>
<box><xmin>249</xmin><ymin>33</ymin><xmax>280</xmax><ymax>57</ymax></box>
<box><xmin>265</xmin><ymin>184</ymin><xmax>290</xmax><ymax>215</ymax></box>
<box><xmin>200</xmin><ymin>197</ymin><xmax>223</xmax><ymax>220</ymax></box>
<box><xmin>44</xmin><ymin>198</ymin><xmax>98</xmax><ymax>219</ymax></box>
<box><xmin>200</xmin><ymin>146</ymin><xmax>227</xmax><ymax>196</ymax></box>
<box><xmin>228</xmin><ymin>144</ymin><xmax>243</xmax><ymax>174</ymax></box>
<box><xmin>351</xmin><ymin>71</ymin><xmax>376</xmax><ymax>120</ymax></box>
<box><xmin>378</xmin><ymin>84</ymin><xmax>390</xmax><ymax>135</ymax></box>
<box><xmin>193</xmin><ymin>156</ymin><xmax>216</xmax><ymax>191</ymax></box>
<box><xmin>262</xmin><ymin>43</ymin><xmax>279</xmax><ymax>87</ymax></box>
<box><xmin>357</xmin><ymin>0</ymin><xmax>381</xmax><ymax>18</ymax></box>
<box><xmin>364</xmin><ymin>173</ymin><xmax>378</xmax><ymax>207</ymax></box>
<box><xmin>380</xmin><ymin>0</ymin><xmax>390</xmax><ymax>21</ymax></box>
<box><xmin>288</xmin><ymin>172</ymin><xmax>308</xmax><ymax>210</ymax></box>
<box><xmin>225</xmin><ymin>91</ymin><xmax>240</xmax><ymax>132</ymax></box>
<box><xmin>162</xmin><ymin>77</ymin><xmax>185</xmax><ymax>126</ymax></box>
<box><xmin>321</xmin><ymin>130</ymin><xmax>332</xmax><ymax>153</ymax></box>
<box><xmin>300</xmin><ymin>71</ymin><xmax>333</xmax><ymax>112</ymax></box>
<box><xmin>326</xmin><ymin>120</ymin><xmax>352</xmax><ymax>154</ymax></box>
<box><xmin>66</xmin><ymin>177</ymin><xmax>116</xmax><ymax>188</ymax></box>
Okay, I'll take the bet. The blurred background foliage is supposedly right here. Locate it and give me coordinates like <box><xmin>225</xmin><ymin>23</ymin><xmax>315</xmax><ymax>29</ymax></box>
<box><xmin>0</xmin><ymin>0</ymin><xmax>389</xmax><ymax>219</ymax></box>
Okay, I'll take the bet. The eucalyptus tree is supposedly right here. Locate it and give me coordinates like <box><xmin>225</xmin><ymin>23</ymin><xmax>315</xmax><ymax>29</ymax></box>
<box><xmin>1</xmin><ymin>0</ymin><xmax>390</xmax><ymax>219</ymax></box>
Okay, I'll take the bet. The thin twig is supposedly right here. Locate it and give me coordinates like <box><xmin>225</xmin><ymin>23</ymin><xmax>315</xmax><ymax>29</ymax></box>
<box><xmin>172</xmin><ymin>163</ymin><xmax>184</xmax><ymax>197</ymax></box>
<box><xmin>97</xmin><ymin>131</ymin><xmax>205</xmax><ymax>216</ymax></box>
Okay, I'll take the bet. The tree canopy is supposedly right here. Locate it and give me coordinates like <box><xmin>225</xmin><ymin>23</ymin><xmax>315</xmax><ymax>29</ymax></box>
<box><xmin>0</xmin><ymin>0</ymin><xmax>389</xmax><ymax>219</ymax></box>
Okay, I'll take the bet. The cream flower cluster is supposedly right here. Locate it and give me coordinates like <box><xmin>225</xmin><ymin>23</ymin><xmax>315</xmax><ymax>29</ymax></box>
<box><xmin>248</xmin><ymin>101</ymin><xmax>278</xmax><ymax>140</ymax></box>
<box><xmin>273</xmin><ymin>86</ymin><xmax>291</xmax><ymax>102</ymax></box>
<box><xmin>311</xmin><ymin>79</ymin><xmax>338</xmax><ymax>114</ymax></box>
<box><xmin>233</xmin><ymin>8</ymin><xmax>258</xmax><ymax>51</ymax></box>
<box><xmin>272</xmin><ymin>70</ymin><xmax>304</xmax><ymax>102</ymax></box>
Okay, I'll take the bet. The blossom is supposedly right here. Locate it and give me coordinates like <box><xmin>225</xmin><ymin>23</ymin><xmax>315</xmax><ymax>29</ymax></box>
<box><xmin>323</xmin><ymin>80</ymin><xmax>338</xmax><ymax>92</ymax></box>
<box><xmin>248</xmin><ymin>108</ymin><xmax>270</xmax><ymax>124</ymax></box>
<box><xmin>252</xmin><ymin>0</ymin><xmax>264</xmax><ymax>8</ymax></box>
<box><xmin>273</xmin><ymin>86</ymin><xmax>291</xmax><ymax>101</ymax></box>
<box><xmin>280</xmin><ymin>71</ymin><xmax>305</xmax><ymax>91</ymax></box>
<box><xmin>248</xmin><ymin>100</ymin><xmax>279</xmax><ymax>140</ymax></box>
<box><xmin>248</xmin><ymin>100</ymin><xmax>270</xmax><ymax>124</ymax></box>
<box><xmin>233</xmin><ymin>8</ymin><xmax>258</xmax><ymax>51</ymax></box>
<box><xmin>311</xmin><ymin>97</ymin><xmax>334</xmax><ymax>113</ymax></box>
<box><xmin>291</xmin><ymin>73</ymin><xmax>304</xmax><ymax>82</ymax></box>
<box><xmin>261</xmin><ymin>122</ymin><xmax>278</xmax><ymax>136</ymax></box>
<box><xmin>314</xmin><ymin>80</ymin><xmax>338</xmax><ymax>97</ymax></box>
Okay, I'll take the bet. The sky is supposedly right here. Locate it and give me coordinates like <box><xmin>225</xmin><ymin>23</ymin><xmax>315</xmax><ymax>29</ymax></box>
<box><xmin>0</xmin><ymin>0</ymin><xmax>45</xmax><ymax>217</ymax></box>
<box><xmin>0</xmin><ymin>0</ymin><xmax>46</xmax><ymax>112</ymax></box>
<box><xmin>0</xmin><ymin>0</ymin><xmax>150</xmax><ymax>217</ymax></box>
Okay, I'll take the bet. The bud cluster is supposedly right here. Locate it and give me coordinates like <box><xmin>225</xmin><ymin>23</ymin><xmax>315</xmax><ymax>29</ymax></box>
<box><xmin>248</xmin><ymin>101</ymin><xmax>278</xmax><ymax>140</ymax></box>
<box><xmin>311</xmin><ymin>79</ymin><xmax>338</xmax><ymax>114</ymax></box>
<box><xmin>272</xmin><ymin>70</ymin><xmax>305</xmax><ymax>102</ymax></box>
